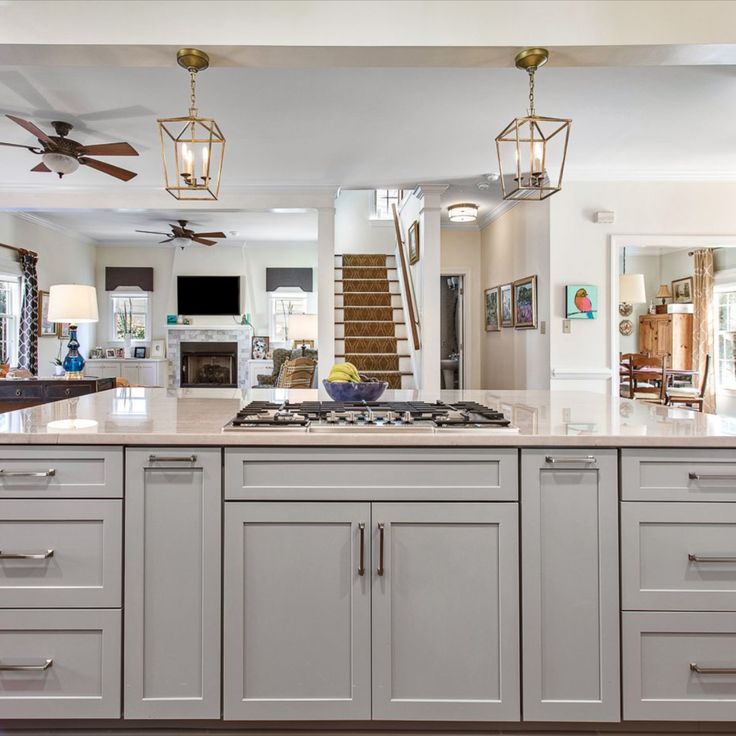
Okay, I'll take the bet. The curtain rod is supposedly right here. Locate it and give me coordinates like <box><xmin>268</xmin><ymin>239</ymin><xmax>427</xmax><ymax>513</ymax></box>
<box><xmin>688</xmin><ymin>247</ymin><xmax>723</xmax><ymax>256</ymax></box>
<box><xmin>0</xmin><ymin>242</ymin><xmax>37</xmax><ymax>258</ymax></box>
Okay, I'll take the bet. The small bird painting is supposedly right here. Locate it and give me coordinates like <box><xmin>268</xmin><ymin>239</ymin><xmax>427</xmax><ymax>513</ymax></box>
<box><xmin>566</xmin><ymin>284</ymin><xmax>598</xmax><ymax>320</ymax></box>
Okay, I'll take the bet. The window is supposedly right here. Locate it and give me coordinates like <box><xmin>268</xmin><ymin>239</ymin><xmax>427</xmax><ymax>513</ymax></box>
<box><xmin>0</xmin><ymin>276</ymin><xmax>20</xmax><ymax>365</ymax></box>
<box><xmin>373</xmin><ymin>189</ymin><xmax>403</xmax><ymax>220</ymax></box>
<box><xmin>269</xmin><ymin>292</ymin><xmax>307</xmax><ymax>343</ymax></box>
<box><xmin>715</xmin><ymin>286</ymin><xmax>736</xmax><ymax>391</ymax></box>
<box><xmin>110</xmin><ymin>292</ymin><xmax>150</xmax><ymax>341</ymax></box>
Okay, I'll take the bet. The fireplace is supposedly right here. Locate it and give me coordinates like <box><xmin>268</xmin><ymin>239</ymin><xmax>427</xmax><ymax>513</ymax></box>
<box><xmin>180</xmin><ymin>342</ymin><xmax>238</xmax><ymax>388</ymax></box>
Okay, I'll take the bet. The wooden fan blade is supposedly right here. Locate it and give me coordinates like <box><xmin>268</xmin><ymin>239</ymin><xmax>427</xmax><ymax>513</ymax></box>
<box><xmin>78</xmin><ymin>142</ymin><xmax>139</xmax><ymax>156</ymax></box>
<box><xmin>31</xmin><ymin>162</ymin><xmax>50</xmax><ymax>172</ymax></box>
<box><xmin>159</xmin><ymin>238</ymin><xmax>175</xmax><ymax>244</ymax></box>
<box><xmin>192</xmin><ymin>237</ymin><xmax>217</xmax><ymax>246</ymax></box>
<box><xmin>135</xmin><ymin>230</ymin><xmax>170</xmax><ymax>235</ymax></box>
<box><xmin>79</xmin><ymin>157</ymin><xmax>137</xmax><ymax>181</ymax></box>
<box><xmin>5</xmin><ymin>115</ymin><xmax>53</xmax><ymax>144</ymax></box>
<box><xmin>192</xmin><ymin>231</ymin><xmax>226</xmax><ymax>239</ymax></box>
<box><xmin>0</xmin><ymin>141</ymin><xmax>42</xmax><ymax>152</ymax></box>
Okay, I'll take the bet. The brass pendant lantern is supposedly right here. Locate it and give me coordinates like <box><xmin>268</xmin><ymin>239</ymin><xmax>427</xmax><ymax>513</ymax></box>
<box><xmin>495</xmin><ymin>48</ymin><xmax>571</xmax><ymax>201</ymax></box>
<box><xmin>158</xmin><ymin>48</ymin><xmax>225</xmax><ymax>201</ymax></box>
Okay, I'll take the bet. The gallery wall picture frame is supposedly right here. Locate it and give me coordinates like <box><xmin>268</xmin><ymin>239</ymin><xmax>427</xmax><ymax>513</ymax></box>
<box><xmin>38</xmin><ymin>290</ymin><xmax>56</xmax><ymax>337</ymax></box>
<box><xmin>408</xmin><ymin>220</ymin><xmax>420</xmax><ymax>265</ymax></box>
<box><xmin>57</xmin><ymin>322</ymin><xmax>71</xmax><ymax>339</ymax></box>
<box><xmin>671</xmin><ymin>276</ymin><xmax>694</xmax><ymax>304</ymax></box>
<box><xmin>500</xmin><ymin>283</ymin><xmax>514</xmax><ymax>327</ymax></box>
<box><xmin>565</xmin><ymin>284</ymin><xmax>598</xmax><ymax>319</ymax></box>
<box><xmin>484</xmin><ymin>286</ymin><xmax>501</xmax><ymax>332</ymax></box>
<box><xmin>251</xmin><ymin>335</ymin><xmax>269</xmax><ymax>360</ymax></box>
<box><xmin>513</xmin><ymin>275</ymin><xmax>538</xmax><ymax>329</ymax></box>
<box><xmin>150</xmin><ymin>339</ymin><xmax>166</xmax><ymax>359</ymax></box>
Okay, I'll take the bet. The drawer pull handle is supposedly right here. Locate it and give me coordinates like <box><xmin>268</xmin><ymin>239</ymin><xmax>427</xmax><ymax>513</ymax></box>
<box><xmin>690</xmin><ymin>663</ymin><xmax>736</xmax><ymax>675</ymax></box>
<box><xmin>148</xmin><ymin>454</ymin><xmax>197</xmax><ymax>463</ymax></box>
<box><xmin>688</xmin><ymin>553</ymin><xmax>736</xmax><ymax>563</ymax></box>
<box><xmin>358</xmin><ymin>523</ymin><xmax>365</xmax><ymax>576</ymax></box>
<box><xmin>377</xmin><ymin>522</ymin><xmax>385</xmax><ymax>576</ymax></box>
<box><xmin>0</xmin><ymin>549</ymin><xmax>53</xmax><ymax>560</ymax></box>
<box><xmin>689</xmin><ymin>473</ymin><xmax>736</xmax><ymax>481</ymax></box>
<box><xmin>545</xmin><ymin>455</ymin><xmax>597</xmax><ymax>465</ymax></box>
<box><xmin>0</xmin><ymin>469</ymin><xmax>56</xmax><ymax>478</ymax></box>
<box><xmin>0</xmin><ymin>658</ymin><xmax>53</xmax><ymax>671</ymax></box>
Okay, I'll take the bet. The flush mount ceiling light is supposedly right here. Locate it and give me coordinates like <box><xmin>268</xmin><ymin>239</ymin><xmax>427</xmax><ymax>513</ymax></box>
<box><xmin>158</xmin><ymin>48</ymin><xmax>225</xmax><ymax>201</ymax></box>
<box><xmin>448</xmin><ymin>203</ymin><xmax>479</xmax><ymax>222</ymax></box>
<box><xmin>495</xmin><ymin>48</ymin><xmax>571</xmax><ymax>201</ymax></box>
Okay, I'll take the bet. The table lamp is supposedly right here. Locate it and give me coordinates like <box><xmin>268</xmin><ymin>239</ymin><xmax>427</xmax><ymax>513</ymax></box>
<box><xmin>287</xmin><ymin>314</ymin><xmax>318</xmax><ymax>355</ymax></box>
<box><xmin>655</xmin><ymin>283</ymin><xmax>672</xmax><ymax>314</ymax></box>
<box><xmin>47</xmin><ymin>284</ymin><xmax>99</xmax><ymax>379</ymax></box>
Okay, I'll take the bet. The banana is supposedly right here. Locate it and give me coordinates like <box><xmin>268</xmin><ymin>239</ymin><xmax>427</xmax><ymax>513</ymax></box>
<box><xmin>328</xmin><ymin>362</ymin><xmax>362</xmax><ymax>383</ymax></box>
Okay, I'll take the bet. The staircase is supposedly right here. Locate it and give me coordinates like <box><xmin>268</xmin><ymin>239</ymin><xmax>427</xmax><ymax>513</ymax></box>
<box><xmin>335</xmin><ymin>253</ymin><xmax>415</xmax><ymax>389</ymax></box>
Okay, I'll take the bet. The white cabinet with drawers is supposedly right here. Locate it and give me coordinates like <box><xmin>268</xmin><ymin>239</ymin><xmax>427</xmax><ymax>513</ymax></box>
<box><xmin>86</xmin><ymin>359</ymin><xmax>168</xmax><ymax>387</ymax></box>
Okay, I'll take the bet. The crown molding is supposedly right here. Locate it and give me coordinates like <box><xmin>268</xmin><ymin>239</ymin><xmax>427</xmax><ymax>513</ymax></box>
<box><xmin>441</xmin><ymin>221</ymin><xmax>480</xmax><ymax>232</ymax></box>
<box><xmin>478</xmin><ymin>199</ymin><xmax>521</xmax><ymax>230</ymax></box>
<box><xmin>11</xmin><ymin>211</ymin><xmax>97</xmax><ymax>246</ymax></box>
<box><xmin>565</xmin><ymin>169</ymin><xmax>736</xmax><ymax>182</ymax></box>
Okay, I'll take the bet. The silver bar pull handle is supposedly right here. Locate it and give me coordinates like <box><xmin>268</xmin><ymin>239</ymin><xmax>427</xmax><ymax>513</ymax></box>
<box><xmin>545</xmin><ymin>455</ymin><xmax>597</xmax><ymax>465</ymax></box>
<box><xmin>377</xmin><ymin>522</ymin><xmax>385</xmax><ymax>576</ymax></box>
<box><xmin>148</xmin><ymin>455</ymin><xmax>197</xmax><ymax>463</ymax></box>
<box><xmin>358</xmin><ymin>523</ymin><xmax>365</xmax><ymax>576</ymax></box>
<box><xmin>0</xmin><ymin>658</ymin><xmax>53</xmax><ymax>671</ymax></box>
<box><xmin>689</xmin><ymin>473</ymin><xmax>736</xmax><ymax>481</ymax></box>
<box><xmin>0</xmin><ymin>469</ymin><xmax>55</xmax><ymax>478</ymax></box>
<box><xmin>0</xmin><ymin>549</ymin><xmax>53</xmax><ymax>560</ymax></box>
<box><xmin>690</xmin><ymin>663</ymin><xmax>736</xmax><ymax>675</ymax></box>
<box><xmin>689</xmin><ymin>553</ymin><xmax>736</xmax><ymax>563</ymax></box>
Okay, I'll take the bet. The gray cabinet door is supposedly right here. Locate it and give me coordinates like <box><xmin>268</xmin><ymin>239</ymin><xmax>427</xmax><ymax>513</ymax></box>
<box><xmin>223</xmin><ymin>502</ymin><xmax>371</xmax><ymax>720</ymax></box>
<box><xmin>124</xmin><ymin>448</ymin><xmax>221</xmax><ymax>719</ymax></box>
<box><xmin>371</xmin><ymin>502</ymin><xmax>519</xmax><ymax>721</ymax></box>
<box><xmin>521</xmin><ymin>449</ymin><xmax>620</xmax><ymax>722</ymax></box>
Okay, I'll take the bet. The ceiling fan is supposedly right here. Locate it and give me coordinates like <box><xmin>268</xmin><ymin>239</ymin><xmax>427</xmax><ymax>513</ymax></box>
<box><xmin>0</xmin><ymin>115</ymin><xmax>139</xmax><ymax>180</ymax></box>
<box><xmin>135</xmin><ymin>220</ymin><xmax>227</xmax><ymax>247</ymax></box>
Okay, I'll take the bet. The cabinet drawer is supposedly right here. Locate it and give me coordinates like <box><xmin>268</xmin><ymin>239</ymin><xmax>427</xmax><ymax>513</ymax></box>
<box><xmin>225</xmin><ymin>448</ymin><xmax>518</xmax><ymax>501</ymax></box>
<box><xmin>622</xmin><ymin>503</ymin><xmax>736</xmax><ymax>611</ymax></box>
<box><xmin>0</xmin><ymin>500</ymin><xmax>122</xmax><ymax>608</ymax></box>
<box><xmin>0</xmin><ymin>608</ymin><xmax>120</xmax><ymax>718</ymax></box>
<box><xmin>44</xmin><ymin>383</ymin><xmax>93</xmax><ymax>400</ymax></box>
<box><xmin>623</xmin><ymin>611</ymin><xmax>736</xmax><ymax>720</ymax></box>
<box><xmin>0</xmin><ymin>447</ymin><xmax>122</xmax><ymax>498</ymax></box>
<box><xmin>0</xmin><ymin>384</ymin><xmax>44</xmax><ymax>401</ymax></box>
<box><xmin>622</xmin><ymin>449</ymin><xmax>736</xmax><ymax>501</ymax></box>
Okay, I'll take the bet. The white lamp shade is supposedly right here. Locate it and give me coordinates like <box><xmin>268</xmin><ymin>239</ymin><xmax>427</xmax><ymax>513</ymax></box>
<box><xmin>47</xmin><ymin>284</ymin><xmax>99</xmax><ymax>323</ymax></box>
<box><xmin>287</xmin><ymin>313</ymin><xmax>318</xmax><ymax>341</ymax></box>
<box><xmin>618</xmin><ymin>274</ymin><xmax>646</xmax><ymax>305</ymax></box>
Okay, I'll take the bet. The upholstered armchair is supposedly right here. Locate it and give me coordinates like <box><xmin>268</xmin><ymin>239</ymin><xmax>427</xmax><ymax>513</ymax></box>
<box><xmin>256</xmin><ymin>348</ymin><xmax>290</xmax><ymax>387</ymax></box>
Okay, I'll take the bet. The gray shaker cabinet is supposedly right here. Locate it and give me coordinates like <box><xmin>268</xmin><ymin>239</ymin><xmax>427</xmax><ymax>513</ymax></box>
<box><xmin>521</xmin><ymin>449</ymin><xmax>620</xmax><ymax>722</ymax></box>
<box><xmin>124</xmin><ymin>448</ymin><xmax>222</xmax><ymax>719</ymax></box>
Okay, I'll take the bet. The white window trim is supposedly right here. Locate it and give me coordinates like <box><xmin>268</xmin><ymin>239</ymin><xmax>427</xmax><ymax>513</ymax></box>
<box><xmin>109</xmin><ymin>290</ymin><xmax>151</xmax><ymax>343</ymax></box>
<box><xmin>713</xmin><ymin>281</ymin><xmax>736</xmax><ymax>396</ymax></box>
<box><xmin>268</xmin><ymin>290</ymin><xmax>308</xmax><ymax>342</ymax></box>
<box><xmin>0</xmin><ymin>274</ymin><xmax>20</xmax><ymax>366</ymax></box>
<box><xmin>370</xmin><ymin>189</ymin><xmax>405</xmax><ymax>221</ymax></box>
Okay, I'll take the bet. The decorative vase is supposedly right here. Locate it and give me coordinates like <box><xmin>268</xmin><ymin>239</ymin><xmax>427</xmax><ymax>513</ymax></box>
<box><xmin>123</xmin><ymin>334</ymin><xmax>133</xmax><ymax>358</ymax></box>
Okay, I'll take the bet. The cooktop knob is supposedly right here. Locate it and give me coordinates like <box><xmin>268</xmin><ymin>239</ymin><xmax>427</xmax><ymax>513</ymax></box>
<box><xmin>402</xmin><ymin>411</ymin><xmax>414</xmax><ymax>424</ymax></box>
<box><xmin>327</xmin><ymin>411</ymin><xmax>339</xmax><ymax>423</ymax></box>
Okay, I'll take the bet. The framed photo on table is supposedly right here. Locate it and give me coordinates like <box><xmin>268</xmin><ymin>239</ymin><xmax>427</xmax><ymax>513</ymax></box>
<box><xmin>150</xmin><ymin>339</ymin><xmax>166</xmax><ymax>359</ymax></box>
<box><xmin>251</xmin><ymin>335</ymin><xmax>269</xmax><ymax>360</ymax></box>
<box><xmin>38</xmin><ymin>291</ymin><xmax>56</xmax><ymax>336</ymax></box>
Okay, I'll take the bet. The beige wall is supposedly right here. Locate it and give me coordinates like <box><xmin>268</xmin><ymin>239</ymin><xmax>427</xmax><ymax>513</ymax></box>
<box><xmin>479</xmin><ymin>201</ymin><xmax>551</xmax><ymax>389</ymax></box>
<box><xmin>440</xmin><ymin>228</ymin><xmax>481</xmax><ymax>389</ymax></box>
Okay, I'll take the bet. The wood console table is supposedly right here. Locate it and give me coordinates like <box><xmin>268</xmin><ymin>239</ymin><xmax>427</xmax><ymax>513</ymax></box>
<box><xmin>0</xmin><ymin>376</ymin><xmax>115</xmax><ymax>412</ymax></box>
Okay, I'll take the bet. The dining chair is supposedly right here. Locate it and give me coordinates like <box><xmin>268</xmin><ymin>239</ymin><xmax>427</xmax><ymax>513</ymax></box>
<box><xmin>630</xmin><ymin>354</ymin><xmax>668</xmax><ymax>404</ymax></box>
<box><xmin>667</xmin><ymin>354</ymin><xmax>710</xmax><ymax>411</ymax></box>
<box><xmin>619</xmin><ymin>353</ymin><xmax>635</xmax><ymax>399</ymax></box>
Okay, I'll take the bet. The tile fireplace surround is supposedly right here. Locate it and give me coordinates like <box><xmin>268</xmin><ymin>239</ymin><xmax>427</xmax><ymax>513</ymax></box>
<box><xmin>166</xmin><ymin>326</ymin><xmax>251</xmax><ymax>389</ymax></box>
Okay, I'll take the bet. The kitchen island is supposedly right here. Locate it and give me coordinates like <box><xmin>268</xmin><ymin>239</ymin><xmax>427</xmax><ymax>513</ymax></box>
<box><xmin>0</xmin><ymin>387</ymin><xmax>735</xmax><ymax>730</ymax></box>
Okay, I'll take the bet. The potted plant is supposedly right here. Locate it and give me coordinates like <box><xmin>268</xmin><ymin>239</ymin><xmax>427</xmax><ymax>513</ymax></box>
<box><xmin>51</xmin><ymin>357</ymin><xmax>64</xmax><ymax>377</ymax></box>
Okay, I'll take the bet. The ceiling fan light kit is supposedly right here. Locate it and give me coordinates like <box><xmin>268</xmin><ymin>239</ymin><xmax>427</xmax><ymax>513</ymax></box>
<box><xmin>495</xmin><ymin>48</ymin><xmax>571</xmax><ymax>201</ymax></box>
<box><xmin>135</xmin><ymin>220</ymin><xmax>227</xmax><ymax>248</ymax></box>
<box><xmin>158</xmin><ymin>48</ymin><xmax>225</xmax><ymax>201</ymax></box>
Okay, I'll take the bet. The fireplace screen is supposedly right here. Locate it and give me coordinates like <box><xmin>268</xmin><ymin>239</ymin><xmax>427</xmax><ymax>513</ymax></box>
<box><xmin>180</xmin><ymin>342</ymin><xmax>237</xmax><ymax>388</ymax></box>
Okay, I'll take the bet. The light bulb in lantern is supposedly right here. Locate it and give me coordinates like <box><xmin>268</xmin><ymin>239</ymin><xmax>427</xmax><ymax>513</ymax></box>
<box><xmin>201</xmin><ymin>145</ymin><xmax>209</xmax><ymax>181</ymax></box>
<box><xmin>531</xmin><ymin>141</ymin><xmax>544</xmax><ymax>176</ymax></box>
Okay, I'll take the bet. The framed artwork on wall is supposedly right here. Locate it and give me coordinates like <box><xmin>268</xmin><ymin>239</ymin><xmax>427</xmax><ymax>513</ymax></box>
<box><xmin>38</xmin><ymin>291</ymin><xmax>56</xmax><ymax>337</ymax></box>
<box><xmin>150</xmin><ymin>339</ymin><xmax>166</xmax><ymax>359</ymax></box>
<box><xmin>565</xmin><ymin>284</ymin><xmax>598</xmax><ymax>319</ymax></box>
<box><xmin>484</xmin><ymin>286</ymin><xmax>500</xmax><ymax>332</ymax></box>
<box><xmin>251</xmin><ymin>335</ymin><xmax>269</xmax><ymax>359</ymax></box>
<box><xmin>408</xmin><ymin>220</ymin><xmax>420</xmax><ymax>265</ymax></box>
<box><xmin>513</xmin><ymin>275</ymin><xmax>537</xmax><ymax>329</ymax></box>
<box><xmin>57</xmin><ymin>322</ymin><xmax>71</xmax><ymax>339</ymax></box>
<box><xmin>500</xmin><ymin>283</ymin><xmax>513</xmax><ymax>327</ymax></box>
<box><xmin>672</xmin><ymin>276</ymin><xmax>693</xmax><ymax>303</ymax></box>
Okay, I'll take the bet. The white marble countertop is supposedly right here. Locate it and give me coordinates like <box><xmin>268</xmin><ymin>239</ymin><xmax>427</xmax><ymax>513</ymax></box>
<box><xmin>0</xmin><ymin>387</ymin><xmax>734</xmax><ymax>447</ymax></box>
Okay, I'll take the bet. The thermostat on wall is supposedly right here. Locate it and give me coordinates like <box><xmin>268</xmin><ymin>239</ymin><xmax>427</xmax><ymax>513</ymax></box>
<box><xmin>595</xmin><ymin>211</ymin><xmax>615</xmax><ymax>224</ymax></box>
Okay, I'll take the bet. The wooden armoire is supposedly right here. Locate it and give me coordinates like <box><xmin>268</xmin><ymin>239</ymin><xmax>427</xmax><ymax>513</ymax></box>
<box><xmin>638</xmin><ymin>313</ymin><xmax>694</xmax><ymax>370</ymax></box>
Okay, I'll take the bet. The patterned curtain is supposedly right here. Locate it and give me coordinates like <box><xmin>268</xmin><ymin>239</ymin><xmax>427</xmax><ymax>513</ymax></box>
<box><xmin>17</xmin><ymin>249</ymin><xmax>38</xmax><ymax>375</ymax></box>
<box><xmin>692</xmin><ymin>248</ymin><xmax>715</xmax><ymax>413</ymax></box>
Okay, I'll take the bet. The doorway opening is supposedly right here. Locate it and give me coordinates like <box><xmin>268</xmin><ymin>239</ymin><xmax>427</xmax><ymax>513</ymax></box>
<box><xmin>440</xmin><ymin>274</ymin><xmax>464</xmax><ymax>390</ymax></box>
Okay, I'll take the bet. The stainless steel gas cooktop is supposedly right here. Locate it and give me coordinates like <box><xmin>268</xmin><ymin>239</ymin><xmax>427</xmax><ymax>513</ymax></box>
<box><xmin>223</xmin><ymin>400</ymin><xmax>519</xmax><ymax>433</ymax></box>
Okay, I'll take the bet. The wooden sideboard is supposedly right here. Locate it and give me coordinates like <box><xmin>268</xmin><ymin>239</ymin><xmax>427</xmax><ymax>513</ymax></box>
<box><xmin>0</xmin><ymin>377</ymin><xmax>115</xmax><ymax>412</ymax></box>
<box><xmin>638</xmin><ymin>313</ymin><xmax>693</xmax><ymax>370</ymax></box>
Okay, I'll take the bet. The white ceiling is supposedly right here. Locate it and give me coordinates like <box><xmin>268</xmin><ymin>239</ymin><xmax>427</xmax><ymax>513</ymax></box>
<box><xmin>1</xmin><ymin>63</ymin><xmax>736</xmax><ymax>200</ymax></box>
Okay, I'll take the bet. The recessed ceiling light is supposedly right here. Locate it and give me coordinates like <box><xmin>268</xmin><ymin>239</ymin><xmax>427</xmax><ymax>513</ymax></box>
<box><xmin>448</xmin><ymin>203</ymin><xmax>479</xmax><ymax>222</ymax></box>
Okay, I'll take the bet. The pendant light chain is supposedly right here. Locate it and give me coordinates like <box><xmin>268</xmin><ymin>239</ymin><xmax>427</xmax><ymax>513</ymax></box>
<box><xmin>189</xmin><ymin>68</ymin><xmax>198</xmax><ymax>118</ymax></box>
<box><xmin>527</xmin><ymin>68</ymin><xmax>536</xmax><ymax>117</ymax></box>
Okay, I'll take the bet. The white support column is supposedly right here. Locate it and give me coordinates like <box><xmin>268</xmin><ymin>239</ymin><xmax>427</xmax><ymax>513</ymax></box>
<box><xmin>317</xmin><ymin>205</ymin><xmax>336</xmax><ymax>383</ymax></box>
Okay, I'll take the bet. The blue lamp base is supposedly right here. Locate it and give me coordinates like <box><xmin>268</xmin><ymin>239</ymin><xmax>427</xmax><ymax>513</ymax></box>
<box><xmin>62</xmin><ymin>324</ymin><xmax>85</xmax><ymax>379</ymax></box>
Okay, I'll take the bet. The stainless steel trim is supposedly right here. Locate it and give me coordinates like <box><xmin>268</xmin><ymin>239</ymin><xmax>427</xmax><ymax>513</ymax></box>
<box><xmin>690</xmin><ymin>662</ymin><xmax>736</xmax><ymax>675</ymax></box>
<box><xmin>0</xmin><ymin>549</ymin><xmax>53</xmax><ymax>560</ymax></box>
<box><xmin>0</xmin><ymin>658</ymin><xmax>53</xmax><ymax>671</ymax></box>
<box><xmin>689</xmin><ymin>473</ymin><xmax>736</xmax><ymax>481</ymax></box>
<box><xmin>358</xmin><ymin>522</ymin><xmax>365</xmax><ymax>576</ymax></box>
<box><xmin>688</xmin><ymin>553</ymin><xmax>736</xmax><ymax>563</ymax></box>
<box><xmin>377</xmin><ymin>522</ymin><xmax>385</xmax><ymax>576</ymax></box>
<box><xmin>0</xmin><ymin>469</ymin><xmax>56</xmax><ymax>478</ymax></box>
<box><xmin>148</xmin><ymin>455</ymin><xmax>197</xmax><ymax>463</ymax></box>
<box><xmin>545</xmin><ymin>455</ymin><xmax>597</xmax><ymax>465</ymax></box>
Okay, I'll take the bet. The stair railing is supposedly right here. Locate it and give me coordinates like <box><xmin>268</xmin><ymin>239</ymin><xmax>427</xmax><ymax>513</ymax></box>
<box><xmin>392</xmin><ymin>203</ymin><xmax>420</xmax><ymax>351</ymax></box>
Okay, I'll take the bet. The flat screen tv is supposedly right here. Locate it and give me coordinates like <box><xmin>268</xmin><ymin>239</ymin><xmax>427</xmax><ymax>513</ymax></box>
<box><xmin>177</xmin><ymin>276</ymin><xmax>241</xmax><ymax>316</ymax></box>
